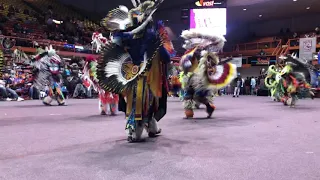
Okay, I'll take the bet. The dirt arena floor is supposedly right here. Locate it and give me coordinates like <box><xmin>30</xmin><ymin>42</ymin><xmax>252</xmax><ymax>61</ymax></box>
<box><xmin>0</xmin><ymin>96</ymin><xmax>320</xmax><ymax>180</ymax></box>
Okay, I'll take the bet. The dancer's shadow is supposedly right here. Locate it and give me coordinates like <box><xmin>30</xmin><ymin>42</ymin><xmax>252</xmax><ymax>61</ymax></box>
<box><xmin>72</xmin><ymin>114</ymin><xmax>118</xmax><ymax>122</ymax></box>
<box><xmin>13</xmin><ymin>104</ymin><xmax>67</xmax><ymax>108</ymax></box>
<box><xmin>175</xmin><ymin>115</ymin><xmax>263</xmax><ymax>128</ymax></box>
<box><xmin>84</xmin><ymin>136</ymin><xmax>189</xmax><ymax>167</ymax></box>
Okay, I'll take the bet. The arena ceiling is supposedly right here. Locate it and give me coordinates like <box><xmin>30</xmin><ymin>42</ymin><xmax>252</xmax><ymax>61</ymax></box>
<box><xmin>227</xmin><ymin>0</ymin><xmax>320</xmax><ymax>23</ymax></box>
<box><xmin>61</xmin><ymin>0</ymin><xmax>320</xmax><ymax>23</ymax></box>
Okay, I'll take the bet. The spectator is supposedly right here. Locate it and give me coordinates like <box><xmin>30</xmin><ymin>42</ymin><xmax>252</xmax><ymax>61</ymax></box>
<box><xmin>1</xmin><ymin>73</ymin><xmax>24</xmax><ymax>101</ymax></box>
<box><xmin>286</xmin><ymin>28</ymin><xmax>291</xmax><ymax>35</ymax></box>
<box><xmin>0</xmin><ymin>80</ymin><xmax>12</xmax><ymax>101</ymax></box>
<box><xmin>250</xmin><ymin>76</ymin><xmax>256</xmax><ymax>95</ymax></box>
<box><xmin>15</xmin><ymin>7</ymin><xmax>20</xmax><ymax>13</ymax></box>
<box><xmin>259</xmin><ymin>49</ymin><xmax>266</xmax><ymax>56</ymax></box>
<box><xmin>8</xmin><ymin>5</ymin><xmax>14</xmax><ymax>13</ymax></box>
<box><xmin>23</xmin><ymin>9</ymin><xmax>29</xmax><ymax>15</ymax></box>
<box><xmin>233</xmin><ymin>76</ymin><xmax>242</xmax><ymax>98</ymax></box>
<box><xmin>0</xmin><ymin>3</ymin><xmax>4</xmax><ymax>10</ymax></box>
<box><xmin>245</xmin><ymin>77</ymin><xmax>250</xmax><ymax>95</ymax></box>
<box><xmin>13</xmin><ymin>23</ymin><xmax>22</xmax><ymax>33</ymax></box>
<box><xmin>279</xmin><ymin>28</ymin><xmax>284</xmax><ymax>36</ymax></box>
<box><xmin>0</xmin><ymin>13</ymin><xmax>8</xmax><ymax>23</ymax></box>
<box><xmin>24</xmin><ymin>17</ymin><xmax>31</xmax><ymax>24</ymax></box>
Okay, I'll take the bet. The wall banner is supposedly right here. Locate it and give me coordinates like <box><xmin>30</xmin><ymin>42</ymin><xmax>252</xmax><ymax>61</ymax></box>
<box><xmin>230</xmin><ymin>57</ymin><xmax>242</xmax><ymax>67</ymax></box>
<box><xmin>299</xmin><ymin>37</ymin><xmax>317</xmax><ymax>61</ymax></box>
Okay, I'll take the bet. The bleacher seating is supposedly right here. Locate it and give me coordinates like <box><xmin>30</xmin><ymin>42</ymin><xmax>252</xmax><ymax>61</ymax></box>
<box><xmin>24</xmin><ymin>0</ymin><xmax>98</xmax><ymax>29</ymax></box>
<box><xmin>0</xmin><ymin>0</ymin><xmax>37</xmax><ymax>21</ymax></box>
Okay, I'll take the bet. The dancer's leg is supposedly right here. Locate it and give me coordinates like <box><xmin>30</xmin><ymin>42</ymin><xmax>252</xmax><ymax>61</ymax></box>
<box><xmin>184</xmin><ymin>99</ymin><xmax>194</xmax><ymax>118</ymax></box>
<box><xmin>43</xmin><ymin>96</ymin><xmax>53</xmax><ymax>105</ymax></box>
<box><xmin>203</xmin><ymin>95</ymin><xmax>215</xmax><ymax>118</ymax></box>
<box><xmin>109</xmin><ymin>103</ymin><xmax>117</xmax><ymax>115</ymax></box>
<box><xmin>127</xmin><ymin>121</ymin><xmax>144</xmax><ymax>142</ymax></box>
<box><xmin>236</xmin><ymin>87</ymin><xmax>240</xmax><ymax>97</ymax></box>
<box><xmin>54</xmin><ymin>84</ymin><xmax>65</xmax><ymax>105</ymax></box>
<box><xmin>99</xmin><ymin>100</ymin><xmax>107</xmax><ymax>115</ymax></box>
<box><xmin>184</xmin><ymin>87</ymin><xmax>194</xmax><ymax>118</ymax></box>
<box><xmin>147</xmin><ymin>118</ymin><xmax>161</xmax><ymax>137</ymax></box>
<box><xmin>195</xmin><ymin>101</ymin><xmax>200</xmax><ymax>109</ymax></box>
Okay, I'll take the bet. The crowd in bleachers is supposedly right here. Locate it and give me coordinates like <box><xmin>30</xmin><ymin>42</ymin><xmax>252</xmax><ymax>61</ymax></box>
<box><xmin>0</xmin><ymin>53</ymin><xmax>96</xmax><ymax>101</ymax></box>
<box><xmin>0</xmin><ymin>0</ymin><xmax>100</xmax><ymax>53</ymax></box>
<box><xmin>0</xmin><ymin>0</ymin><xmax>104</xmax><ymax>102</ymax></box>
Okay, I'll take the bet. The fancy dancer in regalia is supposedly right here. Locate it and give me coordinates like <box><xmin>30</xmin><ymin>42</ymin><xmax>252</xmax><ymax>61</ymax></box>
<box><xmin>179</xmin><ymin>29</ymin><xmax>237</xmax><ymax>118</ymax></box>
<box><xmin>89</xmin><ymin>32</ymin><xmax>119</xmax><ymax>115</ymax></box>
<box><xmin>30</xmin><ymin>45</ymin><xmax>65</xmax><ymax>105</ymax></box>
<box><xmin>264</xmin><ymin>54</ymin><xmax>315</xmax><ymax>107</ymax></box>
<box><xmin>96</xmin><ymin>0</ymin><xmax>175</xmax><ymax>142</ymax></box>
<box><xmin>82</xmin><ymin>56</ymin><xmax>119</xmax><ymax>115</ymax></box>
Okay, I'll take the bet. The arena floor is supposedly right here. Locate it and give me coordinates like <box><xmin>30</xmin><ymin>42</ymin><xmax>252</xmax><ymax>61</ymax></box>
<box><xmin>0</xmin><ymin>96</ymin><xmax>320</xmax><ymax>180</ymax></box>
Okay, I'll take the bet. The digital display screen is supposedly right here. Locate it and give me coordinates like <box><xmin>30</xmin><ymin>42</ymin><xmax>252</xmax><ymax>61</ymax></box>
<box><xmin>190</xmin><ymin>8</ymin><xmax>227</xmax><ymax>35</ymax></box>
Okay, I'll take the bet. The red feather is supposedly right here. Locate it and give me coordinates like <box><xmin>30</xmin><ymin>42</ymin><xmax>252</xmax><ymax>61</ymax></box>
<box><xmin>86</xmin><ymin>56</ymin><xmax>95</xmax><ymax>62</ymax></box>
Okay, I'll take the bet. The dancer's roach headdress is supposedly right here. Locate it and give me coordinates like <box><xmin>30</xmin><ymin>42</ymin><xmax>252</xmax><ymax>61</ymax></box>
<box><xmin>179</xmin><ymin>29</ymin><xmax>227</xmax><ymax>72</ymax></box>
<box><xmin>179</xmin><ymin>29</ymin><xmax>236</xmax><ymax>90</ymax></box>
<box><xmin>100</xmin><ymin>0</ymin><xmax>163</xmax><ymax>32</ymax></box>
<box><xmin>181</xmin><ymin>29</ymin><xmax>226</xmax><ymax>52</ymax></box>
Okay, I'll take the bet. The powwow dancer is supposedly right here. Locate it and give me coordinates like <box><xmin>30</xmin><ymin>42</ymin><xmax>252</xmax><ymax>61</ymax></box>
<box><xmin>82</xmin><ymin>56</ymin><xmax>119</xmax><ymax>115</ymax></box>
<box><xmin>30</xmin><ymin>45</ymin><xmax>65</xmax><ymax>105</ymax></box>
<box><xmin>265</xmin><ymin>54</ymin><xmax>315</xmax><ymax>107</ymax></box>
<box><xmin>179</xmin><ymin>29</ymin><xmax>237</xmax><ymax>118</ymax></box>
<box><xmin>96</xmin><ymin>0</ymin><xmax>175</xmax><ymax>142</ymax></box>
<box><xmin>89</xmin><ymin>33</ymin><xmax>120</xmax><ymax>115</ymax></box>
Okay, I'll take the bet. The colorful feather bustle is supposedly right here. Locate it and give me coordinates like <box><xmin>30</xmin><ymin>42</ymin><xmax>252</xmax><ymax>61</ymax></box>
<box><xmin>157</xmin><ymin>21</ymin><xmax>176</xmax><ymax>57</ymax></box>
<box><xmin>179</xmin><ymin>71</ymin><xmax>193</xmax><ymax>89</ymax></box>
<box><xmin>206</xmin><ymin>63</ymin><xmax>237</xmax><ymax>90</ymax></box>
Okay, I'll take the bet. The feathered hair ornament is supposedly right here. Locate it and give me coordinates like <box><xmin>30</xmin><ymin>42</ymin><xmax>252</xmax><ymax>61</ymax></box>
<box><xmin>92</xmin><ymin>32</ymin><xmax>108</xmax><ymax>53</ymax></box>
<box><xmin>100</xmin><ymin>0</ymin><xmax>163</xmax><ymax>33</ymax></box>
<box><xmin>181</xmin><ymin>29</ymin><xmax>226</xmax><ymax>52</ymax></box>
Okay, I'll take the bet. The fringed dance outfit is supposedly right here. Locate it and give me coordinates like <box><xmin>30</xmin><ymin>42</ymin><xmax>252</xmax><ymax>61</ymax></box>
<box><xmin>82</xmin><ymin>56</ymin><xmax>119</xmax><ymax>115</ymax></box>
<box><xmin>179</xmin><ymin>30</ymin><xmax>237</xmax><ymax>118</ymax></box>
<box><xmin>94</xmin><ymin>0</ymin><xmax>175</xmax><ymax>142</ymax></box>
<box><xmin>31</xmin><ymin>45</ymin><xmax>65</xmax><ymax>105</ymax></box>
<box><xmin>265</xmin><ymin>54</ymin><xmax>315</xmax><ymax>107</ymax></box>
<box><xmin>169</xmin><ymin>75</ymin><xmax>181</xmax><ymax>97</ymax></box>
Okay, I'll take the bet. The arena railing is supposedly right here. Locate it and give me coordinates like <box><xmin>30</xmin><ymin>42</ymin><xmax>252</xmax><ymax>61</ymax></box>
<box><xmin>233</xmin><ymin>39</ymin><xmax>281</xmax><ymax>52</ymax></box>
<box><xmin>222</xmin><ymin>39</ymin><xmax>282</xmax><ymax>57</ymax></box>
<box><xmin>0</xmin><ymin>35</ymin><xmax>99</xmax><ymax>57</ymax></box>
<box><xmin>287</xmin><ymin>37</ymin><xmax>320</xmax><ymax>50</ymax></box>
<box><xmin>279</xmin><ymin>37</ymin><xmax>320</xmax><ymax>56</ymax></box>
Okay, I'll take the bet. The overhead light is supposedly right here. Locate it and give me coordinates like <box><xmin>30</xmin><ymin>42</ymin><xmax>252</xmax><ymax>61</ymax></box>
<box><xmin>243</xmin><ymin>8</ymin><xmax>247</xmax><ymax>11</ymax></box>
<box><xmin>293</xmin><ymin>0</ymin><xmax>297</xmax><ymax>1</ymax></box>
<box><xmin>259</xmin><ymin>15</ymin><xmax>263</xmax><ymax>17</ymax></box>
<box><xmin>306</xmin><ymin>7</ymin><xmax>310</xmax><ymax>9</ymax></box>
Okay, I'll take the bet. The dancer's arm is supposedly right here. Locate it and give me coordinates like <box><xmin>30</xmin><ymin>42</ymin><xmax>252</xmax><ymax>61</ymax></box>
<box><xmin>31</xmin><ymin>52</ymin><xmax>48</xmax><ymax>62</ymax></box>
